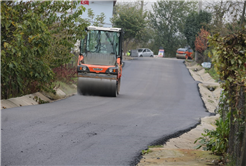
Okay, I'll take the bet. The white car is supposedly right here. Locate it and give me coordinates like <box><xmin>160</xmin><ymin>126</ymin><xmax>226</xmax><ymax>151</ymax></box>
<box><xmin>138</xmin><ymin>48</ymin><xmax>154</xmax><ymax>57</ymax></box>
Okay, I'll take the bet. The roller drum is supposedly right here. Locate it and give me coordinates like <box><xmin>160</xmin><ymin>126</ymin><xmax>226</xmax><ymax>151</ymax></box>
<box><xmin>78</xmin><ymin>77</ymin><xmax>117</xmax><ymax>97</ymax></box>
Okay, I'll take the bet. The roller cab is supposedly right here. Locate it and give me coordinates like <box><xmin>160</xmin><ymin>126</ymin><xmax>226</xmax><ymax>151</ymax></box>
<box><xmin>77</xmin><ymin>26</ymin><xmax>123</xmax><ymax>97</ymax></box>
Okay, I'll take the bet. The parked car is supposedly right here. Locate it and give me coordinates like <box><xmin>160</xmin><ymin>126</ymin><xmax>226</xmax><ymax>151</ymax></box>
<box><xmin>137</xmin><ymin>48</ymin><xmax>154</xmax><ymax>57</ymax></box>
<box><xmin>176</xmin><ymin>48</ymin><xmax>193</xmax><ymax>59</ymax></box>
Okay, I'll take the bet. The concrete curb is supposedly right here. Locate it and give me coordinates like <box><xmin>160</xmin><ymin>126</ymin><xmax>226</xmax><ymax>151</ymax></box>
<box><xmin>1</xmin><ymin>87</ymin><xmax>76</xmax><ymax>110</ymax></box>
<box><xmin>1</xmin><ymin>59</ymin><xmax>125</xmax><ymax>110</ymax></box>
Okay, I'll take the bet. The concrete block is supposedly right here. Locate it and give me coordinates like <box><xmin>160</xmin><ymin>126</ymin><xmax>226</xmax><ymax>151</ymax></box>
<box><xmin>33</xmin><ymin>92</ymin><xmax>51</xmax><ymax>102</ymax></box>
<box><xmin>1</xmin><ymin>100</ymin><xmax>19</xmax><ymax>109</ymax></box>
<box><xmin>8</xmin><ymin>97</ymin><xmax>31</xmax><ymax>107</ymax></box>
<box><xmin>56</xmin><ymin>88</ymin><xmax>66</xmax><ymax>98</ymax></box>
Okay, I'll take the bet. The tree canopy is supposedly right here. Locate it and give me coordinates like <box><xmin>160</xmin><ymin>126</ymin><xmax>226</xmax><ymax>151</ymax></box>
<box><xmin>205</xmin><ymin>0</ymin><xmax>244</xmax><ymax>34</ymax></box>
<box><xmin>1</xmin><ymin>1</ymin><xmax>87</xmax><ymax>99</ymax></box>
<box><xmin>149</xmin><ymin>0</ymin><xmax>198</xmax><ymax>57</ymax></box>
<box><xmin>111</xmin><ymin>2</ymin><xmax>149</xmax><ymax>53</ymax></box>
<box><xmin>195</xmin><ymin>28</ymin><xmax>210</xmax><ymax>53</ymax></box>
<box><xmin>77</xmin><ymin>8</ymin><xmax>106</xmax><ymax>27</ymax></box>
<box><xmin>184</xmin><ymin>10</ymin><xmax>212</xmax><ymax>52</ymax></box>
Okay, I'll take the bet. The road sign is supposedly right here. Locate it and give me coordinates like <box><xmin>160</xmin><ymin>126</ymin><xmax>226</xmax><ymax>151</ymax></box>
<box><xmin>158</xmin><ymin>49</ymin><xmax>164</xmax><ymax>57</ymax></box>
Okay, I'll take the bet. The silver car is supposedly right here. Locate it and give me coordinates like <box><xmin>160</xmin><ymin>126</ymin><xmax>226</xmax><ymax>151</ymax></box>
<box><xmin>138</xmin><ymin>48</ymin><xmax>154</xmax><ymax>57</ymax></box>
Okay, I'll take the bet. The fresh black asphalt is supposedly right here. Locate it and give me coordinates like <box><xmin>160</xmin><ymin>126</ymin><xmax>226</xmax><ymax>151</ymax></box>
<box><xmin>2</xmin><ymin>58</ymin><xmax>210</xmax><ymax>165</ymax></box>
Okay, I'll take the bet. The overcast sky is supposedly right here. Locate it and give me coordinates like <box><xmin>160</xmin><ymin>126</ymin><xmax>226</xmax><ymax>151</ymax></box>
<box><xmin>114</xmin><ymin>0</ymin><xmax>243</xmax><ymax>23</ymax></box>
<box><xmin>114</xmin><ymin>0</ymin><xmax>214</xmax><ymax>10</ymax></box>
<box><xmin>116</xmin><ymin>0</ymin><xmax>158</xmax><ymax>11</ymax></box>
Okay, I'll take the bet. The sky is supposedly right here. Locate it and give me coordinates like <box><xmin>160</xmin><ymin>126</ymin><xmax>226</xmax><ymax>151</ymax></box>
<box><xmin>115</xmin><ymin>0</ymin><xmax>203</xmax><ymax>12</ymax></box>
<box><xmin>116</xmin><ymin>0</ymin><xmax>158</xmax><ymax>12</ymax></box>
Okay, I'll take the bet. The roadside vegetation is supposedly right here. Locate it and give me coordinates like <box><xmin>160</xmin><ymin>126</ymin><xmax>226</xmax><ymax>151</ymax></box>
<box><xmin>205</xmin><ymin>67</ymin><xmax>220</xmax><ymax>82</ymax></box>
<box><xmin>1</xmin><ymin>1</ymin><xmax>88</xmax><ymax>99</ymax></box>
<box><xmin>192</xmin><ymin>1</ymin><xmax>246</xmax><ymax>165</ymax></box>
<box><xmin>196</xmin><ymin>29</ymin><xmax>246</xmax><ymax>166</ymax></box>
<box><xmin>141</xmin><ymin>145</ymin><xmax>163</xmax><ymax>155</ymax></box>
<box><xmin>111</xmin><ymin>1</ymin><xmax>150</xmax><ymax>55</ymax></box>
<box><xmin>1</xmin><ymin>1</ymin><xmax>106</xmax><ymax>100</ymax></box>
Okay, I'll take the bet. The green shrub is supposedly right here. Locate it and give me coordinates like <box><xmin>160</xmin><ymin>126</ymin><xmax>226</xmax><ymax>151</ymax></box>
<box><xmin>205</xmin><ymin>67</ymin><xmax>220</xmax><ymax>81</ymax></box>
<box><xmin>195</xmin><ymin>113</ymin><xmax>230</xmax><ymax>155</ymax></box>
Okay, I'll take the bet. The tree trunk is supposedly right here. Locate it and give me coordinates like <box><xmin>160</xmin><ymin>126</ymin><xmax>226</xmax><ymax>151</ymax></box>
<box><xmin>195</xmin><ymin>51</ymin><xmax>198</xmax><ymax>62</ymax></box>
<box><xmin>124</xmin><ymin>39</ymin><xmax>131</xmax><ymax>56</ymax></box>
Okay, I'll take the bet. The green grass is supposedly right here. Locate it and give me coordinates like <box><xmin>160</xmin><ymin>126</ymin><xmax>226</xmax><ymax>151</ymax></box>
<box><xmin>141</xmin><ymin>145</ymin><xmax>163</xmax><ymax>155</ymax></box>
<box><xmin>142</xmin><ymin>149</ymin><xmax>152</xmax><ymax>155</ymax></box>
<box><xmin>205</xmin><ymin>67</ymin><xmax>220</xmax><ymax>81</ymax></box>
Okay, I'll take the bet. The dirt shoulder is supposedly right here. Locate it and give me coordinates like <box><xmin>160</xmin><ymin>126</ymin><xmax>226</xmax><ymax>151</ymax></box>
<box><xmin>137</xmin><ymin>60</ymin><xmax>222</xmax><ymax>166</ymax></box>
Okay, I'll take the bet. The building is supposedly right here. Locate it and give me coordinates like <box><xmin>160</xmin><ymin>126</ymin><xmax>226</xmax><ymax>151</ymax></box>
<box><xmin>72</xmin><ymin>1</ymin><xmax>117</xmax><ymax>53</ymax></box>
<box><xmin>76</xmin><ymin>0</ymin><xmax>117</xmax><ymax>27</ymax></box>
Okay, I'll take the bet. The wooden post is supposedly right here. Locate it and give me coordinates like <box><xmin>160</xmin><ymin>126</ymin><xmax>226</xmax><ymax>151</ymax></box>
<box><xmin>240</xmin><ymin>86</ymin><xmax>246</xmax><ymax>166</ymax></box>
<box><xmin>241</xmin><ymin>127</ymin><xmax>246</xmax><ymax>166</ymax></box>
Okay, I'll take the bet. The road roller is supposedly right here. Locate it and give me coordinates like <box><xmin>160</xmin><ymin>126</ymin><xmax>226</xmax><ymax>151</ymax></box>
<box><xmin>77</xmin><ymin>26</ymin><xmax>123</xmax><ymax>97</ymax></box>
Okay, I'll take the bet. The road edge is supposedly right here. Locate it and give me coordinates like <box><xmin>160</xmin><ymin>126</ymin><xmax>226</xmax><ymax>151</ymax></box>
<box><xmin>135</xmin><ymin>60</ymin><xmax>221</xmax><ymax>166</ymax></box>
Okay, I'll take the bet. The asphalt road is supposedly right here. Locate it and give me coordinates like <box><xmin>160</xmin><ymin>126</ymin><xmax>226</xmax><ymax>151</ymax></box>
<box><xmin>2</xmin><ymin>58</ymin><xmax>210</xmax><ymax>166</ymax></box>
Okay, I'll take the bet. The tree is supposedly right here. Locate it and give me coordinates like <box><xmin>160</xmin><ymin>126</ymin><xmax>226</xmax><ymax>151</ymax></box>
<box><xmin>208</xmin><ymin>29</ymin><xmax>246</xmax><ymax>166</ymax></box>
<box><xmin>149</xmin><ymin>0</ymin><xmax>198</xmax><ymax>57</ymax></box>
<box><xmin>111</xmin><ymin>2</ymin><xmax>149</xmax><ymax>54</ymax></box>
<box><xmin>195</xmin><ymin>28</ymin><xmax>210</xmax><ymax>54</ymax></box>
<box><xmin>1</xmin><ymin>1</ymin><xmax>87</xmax><ymax>99</ymax></box>
<box><xmin>184</xmin><ymin>10</ymin><xmax>212</xmax><ymax>52</ymax></box>
<box><xmin>205</xmin><ymin>0</ymin><xmax>245</xmax><ymax>34</ymax></box>
<box><xmin>20</xmin><ymin>1</ymin><xmax>88</xmax><ymax>69</ymax></box>
<box><xmin>194</xmin><ymin>28</ymin><xmax>210</xmax><ymax>62</ymax></box>
<box><xmin>83</xmin><ymin>8</ymin><xmax>106</xmax><ymax>27</ymax></box>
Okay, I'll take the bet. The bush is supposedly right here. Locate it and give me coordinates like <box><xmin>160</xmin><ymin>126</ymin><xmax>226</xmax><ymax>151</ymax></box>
<box><xmin>195</xmin><ymin>112</ymin><xmax>230</xmax><ymax>155</ymax></box>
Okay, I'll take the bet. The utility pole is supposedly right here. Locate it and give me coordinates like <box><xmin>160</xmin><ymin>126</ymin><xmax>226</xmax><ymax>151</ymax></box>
<box><xmin>195</xmin><ymin>0</ymin><xmax>202</xmax><ymax>62</ymax></box>
<box><xmin>240</xmin><ymin>1</ymin><xmax>246</xmax><ymax>27</ymax></box>
<box><xmin>141</xmin><ymin>0</ymin><xmax>143</xmax><ymax>15</ymax></box>
<box><xmin>198</xmin><ymin>0</ymin><xmax>202</xmax><ymax>13</ymax></box>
